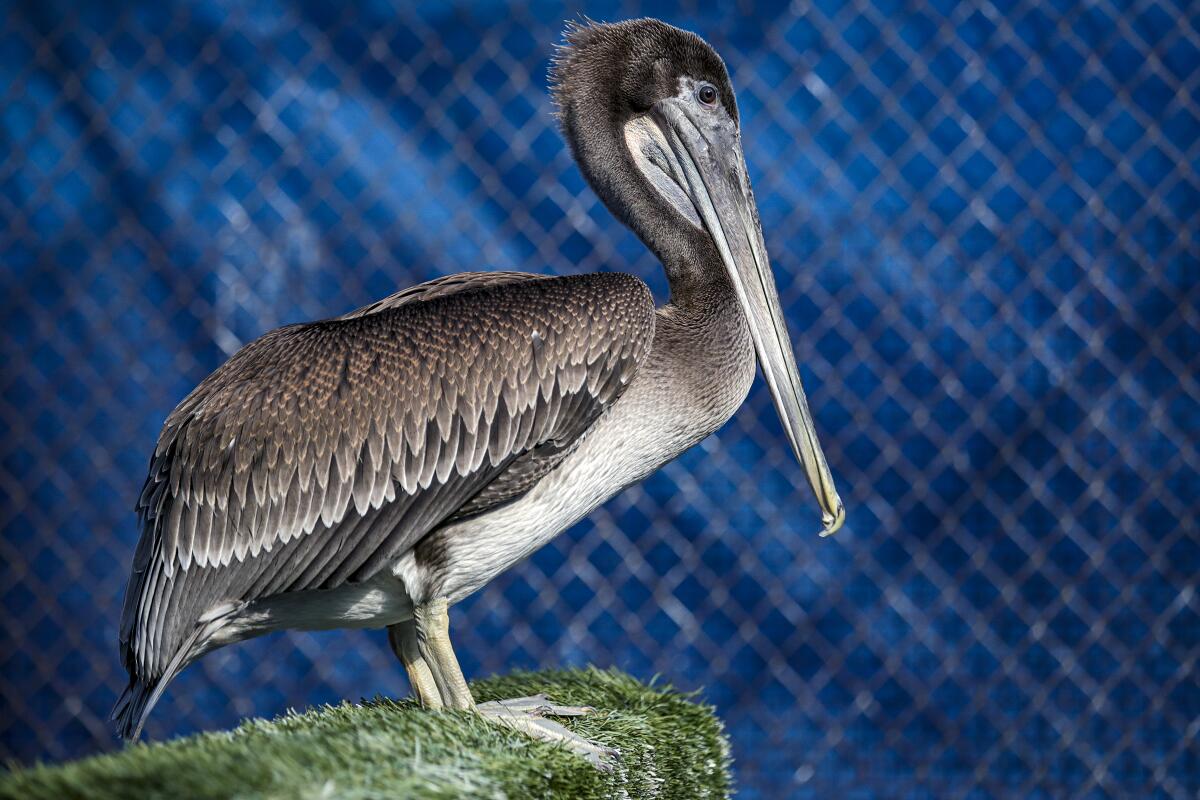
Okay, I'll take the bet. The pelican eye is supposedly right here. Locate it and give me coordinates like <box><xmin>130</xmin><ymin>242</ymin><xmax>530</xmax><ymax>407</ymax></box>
<box><xmin>696</xmin><ymin>83</ymin><xmax>718</xmax><ymax>107</ymax></box>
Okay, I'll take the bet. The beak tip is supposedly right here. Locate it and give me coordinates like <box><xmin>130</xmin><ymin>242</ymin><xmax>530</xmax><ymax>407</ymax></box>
<box><xmin>819</xmin><ymin>501</ymin><xmax>846</xmax><ymax>537</ymax></box>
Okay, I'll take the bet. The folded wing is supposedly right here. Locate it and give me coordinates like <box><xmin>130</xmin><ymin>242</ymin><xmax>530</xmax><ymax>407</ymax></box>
<box><xmin>119</xmin><ymin>271</ymin><xmax>655</xmax><ymax>685</ymax></box>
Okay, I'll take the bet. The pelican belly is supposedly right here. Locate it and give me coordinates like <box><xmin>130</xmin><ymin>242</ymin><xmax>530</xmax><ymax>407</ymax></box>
<box><xmin>396</xmin><ymin>293</ymin><xmax>755</xmax><ymax>605</ymax></box>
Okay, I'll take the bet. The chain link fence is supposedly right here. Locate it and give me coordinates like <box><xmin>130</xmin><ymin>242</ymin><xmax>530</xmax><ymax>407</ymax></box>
<box><xmin>1</xmin><ymin>0</ymin><xmax>1197</xmax><ymax>796</ymax></box>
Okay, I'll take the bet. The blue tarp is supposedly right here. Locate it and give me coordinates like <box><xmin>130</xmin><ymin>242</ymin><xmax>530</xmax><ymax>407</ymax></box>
<box><xmin>1</xmin><ymin>1</ymin><xmax>1197</xmax><ymax>796</ymax></box>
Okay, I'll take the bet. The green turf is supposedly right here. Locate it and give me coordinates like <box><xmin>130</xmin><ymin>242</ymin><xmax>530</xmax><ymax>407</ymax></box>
<box><xmin>1</xmin><ymin>668</ymin><xmax>731</xmax><ymax>800</ymax></box>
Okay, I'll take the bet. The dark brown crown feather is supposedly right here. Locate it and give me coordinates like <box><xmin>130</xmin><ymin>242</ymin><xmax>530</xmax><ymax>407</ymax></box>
<box><xmin>549</xmin><ymin>17</ymin><xmax>737</xmax><ymax>125</ymax></box>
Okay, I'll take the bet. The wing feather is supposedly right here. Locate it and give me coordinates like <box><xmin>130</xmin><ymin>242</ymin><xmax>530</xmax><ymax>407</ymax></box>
<box><xmin>120</xmin><ymin>271</ymin><xmax>654</xmax><ymax>682</ymax></box>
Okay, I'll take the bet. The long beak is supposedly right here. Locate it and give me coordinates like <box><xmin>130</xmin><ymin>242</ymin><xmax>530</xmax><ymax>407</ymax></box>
<box><xmin>652</xmin><ymin>98</ymin><xmax>845</xmax><ymax>536</ymax></box>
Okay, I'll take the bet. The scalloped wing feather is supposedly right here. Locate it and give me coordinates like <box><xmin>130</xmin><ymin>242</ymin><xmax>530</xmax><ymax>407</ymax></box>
<box><xmin>120</xmin><ymin>272</ymin><xmax>654</xmax><ymax>679</ymax></box>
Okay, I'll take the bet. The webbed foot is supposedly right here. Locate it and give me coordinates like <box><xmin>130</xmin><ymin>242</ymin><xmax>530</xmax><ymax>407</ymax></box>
<box><xmin>477</xmin><ymin>694</ymin><xmax>619</xmax><ymax>770</ymax></box>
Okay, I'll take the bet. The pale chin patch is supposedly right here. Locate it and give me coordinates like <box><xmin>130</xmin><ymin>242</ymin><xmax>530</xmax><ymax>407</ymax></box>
<box><xmin>623</xmin><ymin>114</ymin><xmax>703</xmax><ymax>229</ymax></box>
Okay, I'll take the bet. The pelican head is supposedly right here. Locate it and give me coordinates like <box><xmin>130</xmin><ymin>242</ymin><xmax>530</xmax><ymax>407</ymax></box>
<box><xmin>551</xmin><ymin>18</ymin><xmax>844</xmax><ymax>535</ymax></box>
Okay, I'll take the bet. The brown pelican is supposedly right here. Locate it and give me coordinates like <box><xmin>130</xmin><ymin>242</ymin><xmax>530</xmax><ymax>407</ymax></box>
<box><xmin>114</xmin><ymin>18</ymin><xmax>844</xmax><ymax>765</ymax></box>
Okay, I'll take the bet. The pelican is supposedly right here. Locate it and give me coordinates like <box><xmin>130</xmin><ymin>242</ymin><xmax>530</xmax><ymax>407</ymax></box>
<box><xmin>114</xmin><ymin>18</ymin><xmax>845</xmax><ymax>765</ymax></box>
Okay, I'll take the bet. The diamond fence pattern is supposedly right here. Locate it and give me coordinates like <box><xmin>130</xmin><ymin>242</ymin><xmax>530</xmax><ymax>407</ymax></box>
<box><xmin>1</xmin><ymin>0</ymin><xmax>1197</xmax><ymax>797</ymax></box>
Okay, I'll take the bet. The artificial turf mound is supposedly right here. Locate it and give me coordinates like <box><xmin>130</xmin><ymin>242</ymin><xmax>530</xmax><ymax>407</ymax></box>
<box><xmin>1</xmin><ymin>668</ymin><xmax>731</xmax><ymax>799</ymax></box>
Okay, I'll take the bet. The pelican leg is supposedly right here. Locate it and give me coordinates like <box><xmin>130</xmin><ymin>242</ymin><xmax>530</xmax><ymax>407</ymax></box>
<box><xmin>413</xmin><ymin>597</ymin><xmax>475</xmax><ymax>710</ymax></box>
<box><xmin>410</xmin><ymin>597</ymin><xmax>618</xmax><ymax>770</ymax></box>
<box><xmin>387</xmin><ymin>619</ymin><xmax>443</xmax><ymax>709</ymax></box>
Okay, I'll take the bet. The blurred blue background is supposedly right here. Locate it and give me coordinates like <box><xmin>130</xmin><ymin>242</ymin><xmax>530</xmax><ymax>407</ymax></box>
<box><xmin>1</xmin><ymin>0</ymin><xmax>1197</xmax><ymax>796</ymax></box>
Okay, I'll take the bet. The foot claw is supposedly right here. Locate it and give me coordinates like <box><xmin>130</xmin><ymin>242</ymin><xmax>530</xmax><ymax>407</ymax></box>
<box><xmin>586</xmin><ymin>745</ymin><xmax>620</xmax><ymax>771</ymax></box>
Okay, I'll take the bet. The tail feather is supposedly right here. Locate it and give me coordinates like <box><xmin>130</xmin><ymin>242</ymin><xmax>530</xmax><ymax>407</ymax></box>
<box><xmin>112</xmin><ymin>623</ymin><xmax>213</xmax><ymax>741</ymax></box>
<box><xmin>111</xmin><ymin>678</ymin><xmax>158</xmax><ymax>741</ymax></box>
